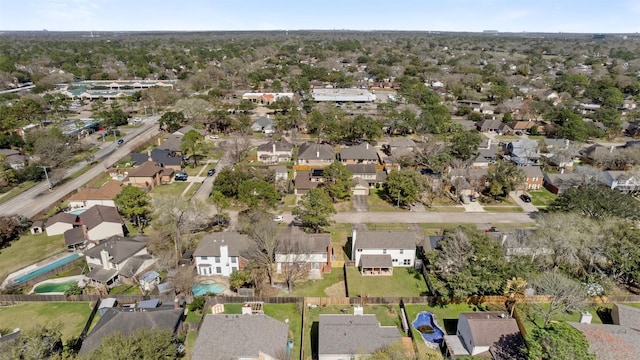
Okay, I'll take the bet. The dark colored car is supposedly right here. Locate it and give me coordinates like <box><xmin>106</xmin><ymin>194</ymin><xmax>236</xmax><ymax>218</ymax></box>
<box><xmin>207</xmin><ymin>169</ymin><xmax>216</xmax><ymax>176</ymax></box>
<box><xmin>485</xmin><ymin>226</ymin><xmax>499</xmax><ymax>233</ymax></box>
<box><xmin>117</xmin><ymin>138</ymin><xmax>124</xmax><ymax>146</ymax></box>
<box><xmin>174</xmin><ymin>172</ymin><xmax>188</xmax><ymax>181</ymax></box>
<box><xmin>469</xmin><ymin>194</ymin><xmax>477</xmax><ymax>202</ymax></box>
<box><xmin>520</xmin><ymin>194</ymin><xmax>532</xmax><ymax>203</ymax></box>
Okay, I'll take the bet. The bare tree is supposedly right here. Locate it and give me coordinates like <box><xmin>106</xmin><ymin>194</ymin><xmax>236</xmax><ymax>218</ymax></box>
<box><xmin>225</xmin><ymin>135</ymin><xmax>252</xmax><ymax>163</ymax></box>
<box><xmin>242</xmin><ymin>212</ymin><xmax>280</xmax><ymax>287</ymax></box>
<box><xmin>152</xmin><ymin>196</ymin><xmax>208</xmax><ymax>267</ymax></box>
<box><xmin>434</xmin><ymin>228</ymin><xmax>472</xmax><ymax>275</ymax></box>
<box><xmin>530</xmin><ymin>271</ymin><xmax>587</xmax><ymax>327</ymax></box>
<box><xmin>277</xmin><ymin>238</ymin><xmax>310</xmax><ymax>293</ymax></box>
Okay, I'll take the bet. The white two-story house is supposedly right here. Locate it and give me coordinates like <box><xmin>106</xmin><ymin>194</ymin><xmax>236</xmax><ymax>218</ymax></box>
<box><xmin>256</xmin><ymin>138</ymin><xmax>294</xmax><ymax>164</ymax></box>
<box><xmin>193</xmin><ymin>232</ymin><xmax>251</xmax><ymax>276</ymax></box>
<box><xmin>351</xmin><ymin>228</ymin><xmax>418</xmax><ymax>275</ymax></box>
<box><xmin>275</xmin><ymin>227</ymin><xmax>333</xmax><ymax>274</ymax></box>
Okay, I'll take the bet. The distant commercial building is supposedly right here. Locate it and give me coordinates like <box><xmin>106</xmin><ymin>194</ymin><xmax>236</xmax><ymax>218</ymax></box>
<box><xmin>311</xmin><ymin>88</ymin><xmax>376</xmax><ymax>103</ymax></box>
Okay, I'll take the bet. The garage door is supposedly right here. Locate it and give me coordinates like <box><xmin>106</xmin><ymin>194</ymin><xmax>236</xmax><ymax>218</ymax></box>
<box><xmin>352</xmin><ymin>188</ymin><xmax>368</xmax><ymax>196</ymax></box>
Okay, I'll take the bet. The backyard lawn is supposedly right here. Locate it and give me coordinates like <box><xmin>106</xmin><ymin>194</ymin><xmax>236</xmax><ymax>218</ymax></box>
<box><xmin>528</xmin><ymin>188</ymin><xmax>557</xmax><ymax>207</ymax></box>
<box><xmin>0</xmin><ymin>302</ymin><xmax>93</xmax><ymax>341</ymax></box>
<box><xmin>0</xmin><ymin>233</ymin><xmax>65</xmax><ymax>283</ymax></box>
<box><xmin>287</xmin><ymin>269</ymin><xmax>346</xmax><ymax>297</ymax></box>
<box><xmin>515</xmin><ymin>303</ymin><xmax>607</xmax><ymax>336</ymax></box>
<box><xmin>326</xmin><ymin>223</ymin><xmax>352</xmax><ymax>261</ymax></box>
<box><xmin>346</xmin><ymin>267</ymin><xmax>428</xmax><ymax>297</ymax></box>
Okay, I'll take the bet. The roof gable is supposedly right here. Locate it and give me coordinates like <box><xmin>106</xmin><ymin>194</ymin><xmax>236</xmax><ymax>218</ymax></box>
<box><xmin>298</xmin><ymin>142</ymin><xmax>334</xmax><ymax>160</ymax></box>
<box><xmin>79</xmin><ymin>205</ymin><xmax>122</xmax><ymax>229</ymax></box>
<box><xmin>339</xmin><ymin>143</ymin><xmax>378</xmax><ymax>161</ymax></box>
<box><xmin>193</xmin><ymin>232</ymin><xmax>252</xmax><ymax>257</ymax></box>
<box><xmin>319</xmin><ymin>314</ymin><xmax>401</xmax><ymax>356</ymax></box>
<box><xmin>83</xmin><ymin>235</ymin><xmax>147</xmax><ymax>264</ymax></box>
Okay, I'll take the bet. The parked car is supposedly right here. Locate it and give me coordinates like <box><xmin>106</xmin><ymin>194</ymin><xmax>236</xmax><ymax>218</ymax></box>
<box><xmin>469</xmin><ymin>194</ymin><xmax>477</xmax><ymax>202</ymax></box>
<box><xmin>485</xmin><ymin>226</ymin><xmax>499</xmax><ymax>233</ymax></box>
<box><xmin>273</xmin><ymin>215</ymin><xmax>284</xmax><ymax>222</ymax></box>
<box><xmin>174</xmin><ymin>172</ymin><xmax>188</xmax><ymax>181</ymax></box>
<box><xmin>117</xmin><ymin>138</ymin><xmax>124</xmax><ymax>146</ymax></box>
<box><xmin>207</xmin><ymin>168</ymin><xmax>216</xmax><ymax>176</ymax></box>
<box><xmin>520</xmin><ymin>194</ymin><xmax>532</xmax><ymax>203</ymax></box>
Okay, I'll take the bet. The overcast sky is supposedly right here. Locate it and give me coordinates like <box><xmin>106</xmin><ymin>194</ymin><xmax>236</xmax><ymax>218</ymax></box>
<box><xmin>1</xmin><ymin>0</ymin><xmax>639</xmax><ymax>33</ymax></box>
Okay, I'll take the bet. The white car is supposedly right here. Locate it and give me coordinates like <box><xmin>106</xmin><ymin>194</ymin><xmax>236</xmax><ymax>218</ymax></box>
<box><xmin>273</xmin><ymin>215</ymin><xmax>284</xmax><ymax>222</ymax></box>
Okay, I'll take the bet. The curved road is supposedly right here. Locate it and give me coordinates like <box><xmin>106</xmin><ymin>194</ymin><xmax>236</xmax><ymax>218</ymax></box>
<box><xmin>0</xmin><ymin>117</ymin><xmax>161</xmax><ymax>218</ymax></box>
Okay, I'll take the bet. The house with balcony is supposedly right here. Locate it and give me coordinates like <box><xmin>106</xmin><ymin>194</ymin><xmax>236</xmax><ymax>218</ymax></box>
<box><xmin>256</xmin><ymin>138</ymin><xmax>294</xmax><ymax>164</ymax></box>
<box><xmin>600</xmin><ymin>170</ymin><xmax>640</xmax><ymax>193</ymax></box>
<box><xmin>193</xmin><ymin>232</ymin><xmax>251</xmax><ymax>277</ymax></box>
<box><xmin>351</xmin><ymin>227</ymin><xmax>420</xmax><ymax>275</ymax></box>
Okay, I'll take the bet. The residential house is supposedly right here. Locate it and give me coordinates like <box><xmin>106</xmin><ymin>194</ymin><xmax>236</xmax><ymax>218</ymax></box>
<box><xmin>156</xmin><ymin>134</ymin><xmax>183</xmax><ymax>154</ymax></box>
<box><xmin>476</xmin><ymin>119</ymin><xmax>513</xmax><ymax>134</ymax></box>
<box><xmin>570</xmin><ymin>304</ymin><xmax>640</xmax><ymax>359</ymax></box>
<box><xmin>508</xmin><ymin>121</ymin><xmax>538</xmax><ymax>133</ymax></box>
<box><xmin>471</xmin><ymin>154</ymin><xmax>490</xmax><ymax>168</ymax></box>
<box><xmin>256</xmin><ymin>138</ymin><xmax>294</xmax><ymax>164</ymax></box>
<box><xmin>519</xmin><ymin>166</ymin><xmax>544</xmax><ymax>191</ymax></box>
<box><xmin>271</xmin><ymin>165</ymin><xmax>288</xmax><ymax>182</ymax></box>
<box><xmin>83</xmin><ymin>235</ymin><xmax>150</xmax><ymax>287</ymax></box>
<box><xmin>130</xmin><ymin>149</ymin><xmax>182</xmax><ymax>171</ymax></box>
<box><xmin>498</xmin><ymin>99</ymin><xmax>525</xmax><ymax>117</ymax></box>
<box><xmin>477</xmin><ymin>139</ymin><xmax>499</xmax><ymax>162</ymax></box>
<box><xmin>45</xmin><ymin>212</ymin><xmax>78</xmax><ymax>236</ymax></box>
<box><xmin>242</xmin><ymin>92</ymin><xmax>294</xmax><ymax>105</ymax></box>
<box><xmin>543</xmin><ymin>173</ymin><xmax>584</xmax><ymax>195</ymax></box>
<box><xmin>580</xmin><ymin>144</ymin><xmax>617</xmax><ymax>164</ymax></box>
<box><xmin>68</xmin><ymin>180</ymin><xmax>123</xmax><ymax>210</ymax></box>
<box><xmin>127</xmin><ymin>161</ymin><xmax>174</xmax><ymax>189</ymax></box>
<box><xmin>79</xmin><ymin>307</ymin><xmax>183</xmax><ymax>355</ymax></box>
<box><xmin>318</xmin><ymin>312</ymin><xmax>401</xmax><ymax>360</ymax></box>
<box><xmin>503</xmin><ymin>139</ymin><xmax>539</xmax><ymax>166</ymax></box>
<box><xmin>0</xmin><ymin>149</ymin><xmax>27</xmax><ymax>169</ymax></box>
<box><xmin>296</xmin><ymin>142</ymin><xmax>335</xmax><ymax>166</ymax></box>
<box><xmin>78</xmin><ymin>205</ymin><xmax>125</xmax><ymax>241</ymax></box>
<box><xmin>193</xmin><ymin>232</ymin><xmax>251</xmax><ymax>277</ymax></box>
<box><xmin>251</xmin><ymin>116</ymin><xmax>275</xmax><ymax>134</ymax></box>
<box><xmin>192</xmin><ymin>314</ymin><xmax>288</xmax><ymax>360</ymax></box>
<box><xmin>275</xmin><ymin>226</ymin><xmax>333</xmax><ymax>273</ymax></box>
<box><xmin>600</xmin><ymin>170</ymin><xmax>640</xmax><ymax>193</ymax></box>
<box><xmin>444</xmin><ymin>312</ymin><xmax>524</xmax><ymax>358</ymax></box>
<box><xmin>173</xmin><ymin>125</ymin><xmax>205</xmax><ymax>137</ymax></box>
<box><xmin>449</xmin><ymin>168</ymin><xmax>489</xmax><ymax>196</ymax></box>
<box><xmin>293</xmin><ymin>171</ymin><xmax>318</xmax><ymax>195</ymax></box>
<box><xmin>351</xmin><ymin>227</ymin><xmax>420</xmax><ymax>275</ymax></box>
<box><xmin>339</xmin><ymin>142</ymin><xmax>378</xmax><ymax>165</ymax></box>
<box><xmin>347</xmin><ymin>164</ymin><xmax>377</xmax><ymax>187</ymax></box>
<box><xmin>388</xmin><ymin>138</ymin><xmax>416</xmax><ymax>152</ymax></box>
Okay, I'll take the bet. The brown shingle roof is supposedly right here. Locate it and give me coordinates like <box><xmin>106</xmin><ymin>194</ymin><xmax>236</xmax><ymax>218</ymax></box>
<box><xmin>64</xmin><ymin>227</ymin><xmax>86</xmax><ymax>246</ymax></box>
<box><xmin>69</xmin><ymin>180</ymin><xmax>123</xmax><ymax>201</ymax></box>
<box><xmin>128</xmin><ymin>161</ymin><xmax>163</xmax><ymax>177</ymax></box>
<box><xmin>294</xmin><ymin>172</ymin><xmax>318</xmax><ymax>191</ymax></box>
<box><xmin>78</xmin><ymin>205</ymin><xmax>122</xmax><ymax>230</ymax></box>
<box><xmin>360</xmin><ymin>254</ymin><xmax>392</xmax><ymax>268</ymax></box>
<box><xmin>460</xmin><ymin>312</ymin><xmax>521</xmax><ymax>347</ymax></box>
<box><xmin>45</xmin><ymin>212</ymin><xmax>78</xmax><ymax>227</ymax></box>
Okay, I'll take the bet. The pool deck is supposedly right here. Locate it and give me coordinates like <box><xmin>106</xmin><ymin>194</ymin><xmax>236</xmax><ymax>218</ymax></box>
<box><xmin>28</xmin><ymin>275</ymin><xmax>86</xmax><ymax>295</ymax></box>
<box><xmin>1</xmin><ymin>252</ymin><xmax>84</xmax><ymax>289</ymax></box>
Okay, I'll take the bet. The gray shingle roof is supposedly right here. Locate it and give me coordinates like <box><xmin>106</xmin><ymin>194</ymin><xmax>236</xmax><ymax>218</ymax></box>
<box><xmin>297</xmin><ymin>142</ymin><xmax>334</xmax><ymax>160</ymax></box>
<box><xmin>45</xmin><ymin>212</ymin><xmax>78</xmax><ymax>227</ymax></box>
<box><xmin>346</xmin><ymin>163</ymin><xmax>377</xmax><ymax>175</ymax></box>
<box><xmin>64</xmin><ymin>227</ymin><xmax>85</xmax><ymax>246</ymax></box>
<box><xmin>340</xmin><ymin>143</ymin><xmax>378</xmax><ymax>161</ymax></box>
<box><xmin>191</xmin><ymin>314</ymin><xmax>288</xmax><ymax>360</ymax></box>
<box><xmin>157</xmin><ymin>134</ymin><xmax>183</xmax><ymax>152</ymax></box>
<box><xmin>360</xmin><ymin>254</ymin><xmax>392</xmax><ymax>268</ymax></box>
<box><xmin>83</xmin><ymin>236</ymin><xmax>147</xmax><ymax>264</ymax></box>
<box><xmin>257</xmin><ymin>138</ymin><xmax>294</xmax><ymax>152</ymax></box>
<box><xmin>79</xmin><ymin>205</ymin><xmax>122</xmax><ymax>230</ymax></box>
<box><xmin>277</xmin><ymin>226</ymin><xmax>331</xmax><ymax>253</ymax></box>
<box><xmin>193</xmin><ymin>232</ymin><xmax>252</xmax><ymax>257</ymax></box>
<box><xmin>318</xmin><ymin>314</ymin><xmax>401</xmax><ymax>356</ymax></box>
<box><xmin>520</xmin><ymin>166</ymin><xmax>543</xmax><ymax>178</ymax></box>
<box><xmin>354</xmin><ymin>230</ymin><xmax>421</xmax><ymax>250</ymax></box>
<box><xmin>389</xmin><ymin>138</ymin><xmax>416</xmax><ymax>148</ymax></box>
<box><xmin>79</xmin><ymin>307</ymin><xmax>183</xmax><ymax>355</ymax></box>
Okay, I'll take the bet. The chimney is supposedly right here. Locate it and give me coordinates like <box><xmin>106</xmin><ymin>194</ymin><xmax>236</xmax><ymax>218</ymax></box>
<box><xmin>220</xmin><ymin>245</ymin><xmax>229</xmax><ymax>274</ymax></box>
<box><xmin>354</xmin><ymin>306</ymin><xmax>364</xmax><ymax>316</ymax></box>
<box><xmin>365</xmin><ymin>143</ymin><xmax>369</xmax><ymax>150</ymax></box>
<box><xmin>351</xmin><ymin>229</ymin><xmax>357</xmax><ymax>262</ymax></box>
<box><xmin>579</xmin><ymin>312</ymin><xmax>593</xmax><ymax>324</ymax></box>
<box><xmin>560</xmin><ymin>168</ymin><xmax>565</xmax><ymax>174</ymax></box>
<box><xmin>273</xmin><ymin>143</ymin><xmax>276</xmax><ymax>153</ymax></box>
<box><xmin>501</xmin><ymin>234</ymin><xmax>507</xmax><ymax>246</ymax></box>
<box><xmin>316</xmin><ymin>151</ymin><xmax>320</xmax><ymax>158</ymax></box>
<box><xmin>609</xmin><ymin>146</ymin><xmax>615</xmax><ymax>153</ymax></box>
<box><xmin>147</xmin><ymin>150</ymin><xmax>152</xmax><ymax>161</ymax></box>
<box><xmin>100</xmin><ymin>250</ymin><xmax>111</xmax><ymax>270</ymax></box>
<box><xmin>174</xmin><ymin>297</ymin><xmax>180</xmax><ymax>309</ymax></box>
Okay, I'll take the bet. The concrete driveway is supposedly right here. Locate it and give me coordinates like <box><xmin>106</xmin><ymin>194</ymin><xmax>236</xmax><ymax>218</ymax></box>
<box><xmin>509</xmin><ymin>191</ymin><xmax>539</xmax><ymax>212</ymax></box>
<box><xmin>462</xmin><ymin>201</ymin><xmax>486</xmax><ymax>212</ymax></box>
<box><xmin>352</xmin><ymin>195</ymin><xmax>368</xmax><ymax>212</ymax></box>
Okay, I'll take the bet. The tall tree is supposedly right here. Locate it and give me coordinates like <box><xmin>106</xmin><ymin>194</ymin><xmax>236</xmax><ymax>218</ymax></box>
<box><xmin>237</xmin><ymin>179</ymin><xmax>280</xmax><ymax>209</ymax></box>
<box><xmin>114</xmin><ymin>186</ymin><xmax>151</xmax><ymax>232</ymax></box>
<box><xmin>242</xmin><ymin>211</ymin><xmax>280</xmax><ymax>287</ymax></box>
<box><xmin>530</xmin><ymin>271</ymin><xmax>587</xmax><ymax>327</ymax></box>
<box><xmin>382</xmin><ymin>170</ymin><xmax>424</xmax><ymax>207</ymax></box>
<box><xmin>158</xmin><ymin>111</ymin><xmax>184</xmax><ymax>133</ymax></box>
<box><xmin>524</xmin><ymin>322</ymin><xmax>595</xmax><ymax>360</ymax></box>
<box><xmin>292</xmin><ymin>188</ymin><xmax>336</xmax><ymax>233</ymax></box>
<box><xmin>322</xmin><ymin>162</ymin><xmax>353</xmax><ymax>202</ymax></box>
<box><xmin>486</xmin><ymin>160</ymin><xmax>525</xmax><ymax>199</ymax></box>
<box><xmin>548</xmin><ymin>185</ymin><xmax>640</xmax><ymax>221</ymax></box>
<box><xmin>181</xmin><ymin>130</ymin><xmax>205</xmax><ymax>167</ymax></box>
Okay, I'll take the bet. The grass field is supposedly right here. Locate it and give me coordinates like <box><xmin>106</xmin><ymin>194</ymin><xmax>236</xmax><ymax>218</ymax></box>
<box><xmin>528</xmin><ymin>188</ymin><xmax>557</xmax><ymax>207</ymax></box>
<box><xmin>287</xmin><ymin>269</ymin><xmax>346</xmax><ymax>297</ymax></box>
<box><xmin>366</xmin><ymin>223</ymin><xmax>417</xmax><ymax>232</ymax></box>
<box><xmin>333</xmin><ymin>200</ymin><xmax>353</xmax><ymax>212</ymax></box>
<box><xmin>483</xmin><ymin>206</ymin><xmax>524</xmax><ymax>213</ymax></box>
<box><xmin>0</xmin><ymin>181</ymin><xmax>38</xmax><ymax>204</ymax></box>
<box><xmin>516</xmin><ymin>303</ymin><xmax>606</xmax><ymax>335</ymax></box>
<box><xmin>149</xmin><ymin>182</ymin><xmax>189</xmax><ymax>196</ymax></box>
<box><xmin>0</xmin><ymin>233</ymin><xmax>65</xmax><ymax>283</ymax></box>
<box><xmin>367</xmin><ymin>190</ymin><xmax>399</xmax><ymax>212</ymax></box>
<box><xmin>0</xmin><ymin>302</ymin><xmax>93</xmax><ymax>341</ymax></box>
<box><xmin>327</xmin><ymin>224</ymin><xmax>352</xmax><ymax>261</ymax></box>
<box><xmin>346</xmin><ymin>267</ymin><xmax>428</xmax><ymax>297</ymax></box>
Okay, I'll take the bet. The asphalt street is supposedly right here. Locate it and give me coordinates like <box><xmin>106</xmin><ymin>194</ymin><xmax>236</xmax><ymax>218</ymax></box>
<box><xmin>0</xmin><ymin>117</ymin><xmax>161</xmax><ymax>218</ymax></box>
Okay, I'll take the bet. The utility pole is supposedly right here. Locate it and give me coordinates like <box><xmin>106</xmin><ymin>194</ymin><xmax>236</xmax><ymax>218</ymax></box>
<box><xmin>397</xmin><ymin>189</ymin><xmax>401</xmax><ymax>208</ymax></box>
<box><xmin>39</xmin><ymin>166</ymin><xmax>52</xmax><ymax>191</ymax></box>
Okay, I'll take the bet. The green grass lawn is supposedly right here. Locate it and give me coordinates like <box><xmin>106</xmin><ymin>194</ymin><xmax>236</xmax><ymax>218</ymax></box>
<box><xmin>366</xmin><ymin>223</ymin><xmax>417</xmax><ymax>232</ymax></box>
<box><xmin>528</xmin><ymin>188</ymin><xmax>557</xmax><ymax>207</ymax></box>
<box><xmin>109</xmin><ymin>284</ymin><xmax>142</xmax><ymax>295</ymax></box>
<box><xmin>333</xmin><ymin>200</ymin><xmax>353</xmax><ymax>212</ymax></box>
<box><xmin>224</xmin><ymin>303</ymin><xmax>303</xmax><ymax>360</ymax></box>
<box><xmin>404</xmin><ymin>303</ymin><xmax>480</xmax><ymax>335</ymax></box>
<box><xmin>483</xmin><ymin>206</ymin><xmax>524</xmax><ymax>213</ymax></box>
<box><xmin>0</xmin><ymin>302</ymin><xmax>93</xmax><ymax>341</ymax></box>
<box><xmin>149</xmin><ymin>182</ymin><xmax>189</xmax><ymax>196</ymax></box>
<box><xmin>183</xmin><ymin>330</ymin><xmax>198</xmax><ymax>360</ymax></box>
<box><xmin>185</xmin><ymin>183</ymin><xmax>201</xmax><ymax>198</ymax></box>
<box><xmin>281</xmin><ymin>194</ymin><xmax>297</xmax><ymax>211</ymax></box>
<box><xmin>427</xmin><ymin>206</ymin><xmax>465</xmax><ymax>212</ymax></box>
<box><xmin>346</xmin><ymin>267</ymin><xmax>428</xmax><ymax>297</ymax></box>
<box><xmin>516</xmin><ymin>304</ymin><xmax>607</xmax><ymax>335</ymax></box>
<box><xmin>287</xmin><ymin>269</ymin><xmax>345</xmax><ymax>297</ymax></box>
<box><xmin>0</xmin><ymin>181</ymin><xmax>38</xmax><ymax>204</ymax></box>
<box><xmin>327</xmin><ymin>224</ymin><xmax>352</xmax><ymax>261</ymax></box>
<box><xmin>0</xmin><ymin>233</ymin><xmax>65</xmax><ymax>283</ymax></box>
<box><xmin>367</xmin><ymin>190</ymin><xmax>399</xmax><ymax>212</ymax></box>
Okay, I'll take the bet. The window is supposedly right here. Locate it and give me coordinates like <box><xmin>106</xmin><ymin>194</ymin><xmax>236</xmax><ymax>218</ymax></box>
<box><xmin>216</xmin><ymin>267</ymin><xmax>222</xmax><ymax>274</ymax></box>
<box><xmin>403</xmin><ymin>259</ymin><xmax>411</xmax><ymax>265</ymax></box>
<box><xmin>231</xmin><ymin>257</ymin><xmax>237</xmax><ymax>263</ymax></box>
<box><xmin>399</xmin><ymin>249</ymin><xmax>404</xmax><ymax>254</ymax></box>
<box><xmin>214</xmin><ymin>257</ymin><xmax>220</xmax><ymax>263</ymax></box>
<box><xmin>393</xmin><ymin>259</ymin><xmax>398</xmax><ymax>262</ymax></box>
<box><xmin>201</xmin><ymin>256</ymin><xmax>208</xmax><ymax>260</ymax></box>
<box><xmin>382</xmin><ymin>249</ymin><xmax>387</xmax><ymax>254</ymax></box>
<box><xmin>357</xmin><ymin>249</ymin><xmax>362</xmax><ymax>252</ymax></box>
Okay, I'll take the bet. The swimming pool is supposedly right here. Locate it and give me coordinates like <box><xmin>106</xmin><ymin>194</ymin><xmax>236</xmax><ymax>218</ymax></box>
<box><xmin>412</xmin><ymin>311</ymin><xmax>445</xmax><ymax>346</ymax></box>
<box><xmin>68</xmin><ymin>209</ymin><xmax>86</xmax><ymax>215</ymax></box>
<box><xmin>33</xmin><ymin>280</ymin><xmax>77</xmax><ymax>294</ymax></box>
<box><xmin>192</xmin><ymin>280</ymin><xmax>225</xmax><ymax>296</ymax></box>
<box><xmin>14</xmin><ymin>254</ymin><xmax>82</xmax><ymax>283</ymax></box>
